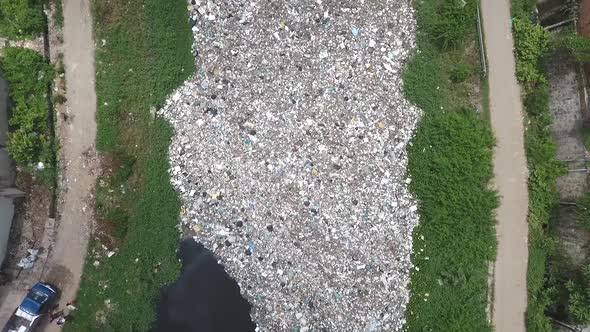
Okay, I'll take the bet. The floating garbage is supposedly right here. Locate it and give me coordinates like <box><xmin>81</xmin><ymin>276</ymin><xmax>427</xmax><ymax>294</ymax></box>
<box><xmin>158</xmin><ymin>0</ymin><xmax>423</xmax><ymax>331</ymax></box>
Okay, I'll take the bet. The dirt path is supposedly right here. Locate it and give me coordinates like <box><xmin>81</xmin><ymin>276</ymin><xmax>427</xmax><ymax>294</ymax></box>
<box><xmin>480</xmin><ymin>1</ymin><xmax>529</xmax><ymax>331</ymax></box>
<box><xmin>38</xmin><ymin>0</ymin><xmax>98</xmax><ymax>330</ymax></box>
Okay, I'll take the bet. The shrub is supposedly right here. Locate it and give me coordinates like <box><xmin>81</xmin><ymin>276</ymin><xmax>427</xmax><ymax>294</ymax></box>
<box><xmin>7</xmin><ymin>129</ymin><xmax>42</xmax><ymax>166</ymax></box>
<box><xmin>513</xmin><ymin>18</ymin><xmax>550</xmax><ymax>87</ymax></box>
<box><xmin>1</xmin><ymin>47</ymin><xmax>55</xmax><ymax>173</ymax></box>
<box><xmin>450</xmin><ymin>62</ymin><xmax>473</xmax><ymax>83</ymax></box>
<box><xmin>566</xmin><ymin>265</ymin><xmax>590</xmax><ymax>324</ymax></box>
<box><xmin>555</xmin><ymin>30</ymin><xmax>590</xmax><ymax>63</ymax></box>
<box><xmin>1</xmin><ymin>47</ymin><xmax>54</xmax><ymax>97</ymax></box>
<box><xmin>524</xmin><ymin>83</ymin><xmax>550</xmax><ymax>117</ymax></box>
<box><xmin>512</xmin><ymin>0</ymin><xmax>538</xmax><ymax>20</ymax></box>
<box><xmin>0</xmin><ymin>0</ymin><xmax>44</xmax><ymax>39</ymax></box>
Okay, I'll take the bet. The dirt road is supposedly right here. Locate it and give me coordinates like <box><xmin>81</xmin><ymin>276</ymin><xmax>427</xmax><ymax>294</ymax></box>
<box><xmin>481</xmin><ymin>0</ymin><xmax>529</xmax><ymax>331</ymax></box>
<box><xmin>39</xmin><ymin>0</ymin><xmax>97</xmax><ymax>330</ymax></box>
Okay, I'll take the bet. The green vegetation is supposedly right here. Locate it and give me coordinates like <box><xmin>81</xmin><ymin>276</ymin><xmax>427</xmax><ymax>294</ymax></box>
<box><xmin>417</xmin><ymin>0</ymin><xmax>477</xmax><ymax>49</ymax></box>
<box><xmin>450</xmin><ymin>62</ymin><xmax>474</xmax><ymax>83</ymax></box>
<box><xmin>555</xmin><ymin>29</ymin><xmax>590</xmax><ymax>63</ymax></box>
<box><xmin>511</xmin><ymin>0</ymin><xmax>537</xmax><ymax>21</ymax></box>
<box><xmin>0</xmin><ymin>0</ymin><xmax>44</xmax><ymax>39</ymax></box>
<box><xmin>584</xmin><ymin>126</ymin><xmax>590</xmax><ymax>152</ymax></box>
<box><xmin>51</xmin><ymin>0</ymin><xmax>63</xmax><ymax>28</ymax></box>
<box><xmin>403</xmin><ymin>0</ymin><xmax>497</xmax><ymax>330</ymax></box>
<box><xmin>566</xmin><ymin>264</ymin><xmax>590</xmax><ymax>324</ymax></box>
<box><xmin>512</xmin><ymin>17</ymin><xmax>551</xmax><ymax>87</ymax></box>
<box><xmin>64</xmin><ymin>0</ymin><xmax>194</xmax><ymax>330</ymax></box>
<box><xmin>576</xmin><ymin>193</ymin><xmax>590</xmax><ymax>230</ymax></box>
<box><xmin>510</xmin><ymin>1</ymin><xmax>569</xmax><ymax>330</ymax></box>
<box><xmin>522</xmin><ymin>80</ymin><xmax>564</xmax><ymax>332</ymax></box>
<box><xmin>0</xmin><ymin>47</ymin><xmax>56</xmax><ymax>183</ymax></box>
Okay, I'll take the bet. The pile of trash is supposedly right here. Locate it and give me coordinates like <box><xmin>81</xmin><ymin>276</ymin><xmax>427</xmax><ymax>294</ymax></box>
<box><xmin>160</xmin><ymin>0</ymin><xmax>422</xmax><ymax>330</ymax></box>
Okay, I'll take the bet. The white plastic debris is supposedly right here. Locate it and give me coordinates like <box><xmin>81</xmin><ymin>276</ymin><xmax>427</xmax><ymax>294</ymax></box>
<box><xmin>17</xmin><ymin>249</ymin><xmax>39</xmax><ymax>269</ymax></box>
<box><xmin>162</xmin><ymin>1</ymin><xmax>423</xmax><ymax>331</ymax></box>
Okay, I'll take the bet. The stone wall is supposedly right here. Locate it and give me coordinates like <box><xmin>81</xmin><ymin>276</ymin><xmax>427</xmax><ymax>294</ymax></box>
<box><xmin>547</xmin><ymin>51</ymin><xmax>590</xmax><ymax>268</ymax></box>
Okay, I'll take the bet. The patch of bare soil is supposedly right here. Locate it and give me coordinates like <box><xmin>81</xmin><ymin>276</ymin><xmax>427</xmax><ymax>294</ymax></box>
<box><xmin>92</xmin><ymin>154</ymin><xmax>122</xmax><ymax>250</ymax></box>
<box><xmin>2</xmin><ymin>173</ymin><xmax>51</xmax><ymax>280</ymax></box>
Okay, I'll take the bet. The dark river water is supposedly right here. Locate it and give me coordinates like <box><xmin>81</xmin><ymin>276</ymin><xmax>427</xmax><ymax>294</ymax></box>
<box><xmin>152</xmin><ymin>239</ymin><xmax>256</xmax><ymax>332</ymax></box>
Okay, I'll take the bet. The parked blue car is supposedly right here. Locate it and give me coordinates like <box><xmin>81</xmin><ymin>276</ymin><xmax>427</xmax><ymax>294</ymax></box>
<box><xmin>2</xmin><ymin>282</ymin><xmax>58</xmax><ymax>332</ymax></box>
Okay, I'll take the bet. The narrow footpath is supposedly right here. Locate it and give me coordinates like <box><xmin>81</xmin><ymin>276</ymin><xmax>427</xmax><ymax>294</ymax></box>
<box><xmin>39</xmin><ymin>0</ymin><xmax>97</xmax><ymax>330</ymax></box>
<box><xmin>480</xmin><ymin>1</ymin><xmax>529</xmax><ymax>331</ymax></box>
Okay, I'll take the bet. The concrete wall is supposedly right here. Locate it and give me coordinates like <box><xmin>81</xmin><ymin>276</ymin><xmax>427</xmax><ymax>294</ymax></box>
<box><xmin>0</xmin><ymin>73</ymin><xmax>15</xmax><ymax>265</ymax></box>
<box><xmin>547</xmin><ymin>51</ymin><xmax>590</xmax><ymax>268</ymax></box>
<box><xmin>0</xmin><ymin>197</ymin><xmax>14</xmax><ymax>266</ymax></box>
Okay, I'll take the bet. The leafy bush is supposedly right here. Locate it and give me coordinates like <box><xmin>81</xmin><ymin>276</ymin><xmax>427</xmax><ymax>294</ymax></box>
<box><xmin>555</xmin><ymin>30</ymin><xmax>590</xmax><ymax>63</ymax></box>
<box><xmin>513</xmin><ymin>18</ymin><xmax>550</xmax><ymax>87</ymax></box>
<box><xmin>2</xmin><ymin>48</ymin><xmax>54</xmax><ymax>97</ymax></box>
<box><xmin>0</xmin><ymin>0</ymin><xmax>44</xmax><ymax>39</ymax></box>
<box><xmin>1</xmin><ymin>47</ymin><xmax>55</xmax><ymax>172</ymax></box>
<box><xmin>524</xmin><ymin>83</ymin><xmax>550</xmax><ymax>117</ymax></box>
<box><xmin>7</xmin><ymin>129</ymin><xmax>40</xmax><ymax>166</ymax></box>
<box><xmin>451</xmin><ymin>62</ymin><xmax>473</xmax><ymax>83</ymax></box>
<box><xmin>512</xmin><ymin>0</ymin><xmax>538</xmax><ymax>20</ymax></box>
<box><xmin>566</xmin><ymin>265</ymin><xmax>590</xmax><ymax>324</ymax></box>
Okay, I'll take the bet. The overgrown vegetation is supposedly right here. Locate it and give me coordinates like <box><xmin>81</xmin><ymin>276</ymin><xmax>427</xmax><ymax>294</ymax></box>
<box><xmin>403</xmin><ymin>0</ymin><xmax>497</xmax><ymax>330</ymax></box>
<box><xmin>566</xmin><ymin>264</ymin><xmax>590</xmax><ymax>324</ymax></box>
<box><xmin>510</xmin><ymin>1</ymin><xmax>573</xmax><ymax>330</ymax></box>
<box><xmin>522</xmin><ymin>81</ymin><xmax>564</xmax><ymax>332</ymax></box>
<box><xmin>552</xmin><ymin>28</ymin><xmax>590</xmax><ymax>63</ymax></box>
<box><xmin>576</xmin><ymin>193</ymin><xmax>590</xmax><ymax>230</ymax></box>
<box><xmin>513</xmin><ymin>17</ymin><xmax>551</xmax><ymax>87</ymax></box>
<box><xmin>63</xmin><ymin>0</ymin><xmax>194</xmax><ymax>330</ymax></box>
<box><xmin>0</xmin><ymin>0</ymin><xmax>44</xmax><ymax>39</ymax></box>
<box><xmin>50</xmin><ymin>0</ymin><xmax>63</xmax><ymax>28</ymax></box>
<box><xmin>0</xmin><ymin>47</ymin><xmax>56</xmax><ymax>184</ymax></box>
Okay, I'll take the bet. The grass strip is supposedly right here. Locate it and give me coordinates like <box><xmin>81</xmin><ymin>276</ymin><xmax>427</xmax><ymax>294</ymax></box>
<box><xmin>64</xmin><ymin>0</ymin><xmax>194</xmax><ymax>330</ymax></box>
<box><xmin>403</xmin><ymin>0</ymin><xmax>498</xmax><ymax>330</ymax></box>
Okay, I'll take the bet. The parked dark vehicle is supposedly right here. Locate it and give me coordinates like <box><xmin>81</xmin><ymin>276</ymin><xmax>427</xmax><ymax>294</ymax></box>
<box><xmin>2</xmin><ymin>283</ymin><xmax>58</xmax><ymax>332</ymax></box>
